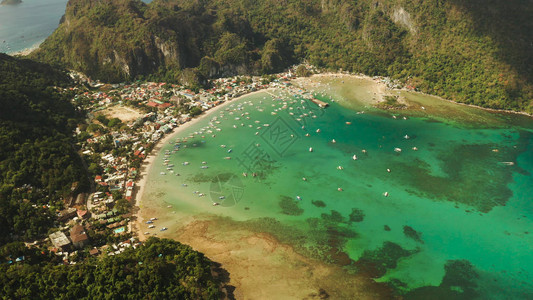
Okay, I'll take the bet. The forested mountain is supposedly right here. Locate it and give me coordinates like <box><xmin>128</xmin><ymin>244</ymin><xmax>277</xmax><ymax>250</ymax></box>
<box><xmin>0</xmin><ymin>53</ymin><xmax>88</xmax><ymax>245</ymax></box>
<box><xmin>0</xmin><ymin>238</ymin><xmax>222</xmax><ymax>299</ymax></box>
<box><xmin>31</xmin><ymin>0</ymin><xmax>532</xmax><ymax>112</ymax></box>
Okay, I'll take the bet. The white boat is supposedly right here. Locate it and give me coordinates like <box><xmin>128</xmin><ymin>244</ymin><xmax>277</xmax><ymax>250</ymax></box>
<box><xmin>332</xmin><ymin>139</ymin><xmax>336</xmax><ymax>143</ymax></box>
<box><xmin>383</xmin><ymin>192</ymin><xmax>389</xmax><ymax>197</ymax></box>
<box><xmin>337</xmin><ymin>166</ymin><xmax>344</xmax><ymax>170</ymax></box>
<box><xmin>160</xmin><ymin>227</ymin><xmax>167</xmax><ymax>231</ymax></box>
<box><xmin>404</xmin><ymin>135</ymin><xmax>410</xmax><ymax>139</ymax></box>
<box><xmin>296</xmin><ymin>196</ymin><xmax>302</xmax><ymax>201</ymax></box>
<box><xmin>394</xmin><ymin>148</ymin><xmax>402</xmax><ymax>153</ymax></box>
<box><xmin>362</xmin><ymin>149</ymin><xmax>367</xmax><ymax>154</ymax></box>
<box><xmin>309</xmin><ymin>147</ymin><xmax>313</xmax><ymax>152</ymax></box>
<box><xmin>160</xmin><ymin>172</ymin><xmax>166</xmax><ymax>175</ymax></box>
<box><xmin>148</xmin><ymin>225</ymin><xmax>155</xmax><ymax>228</ymax></box>
<box><xmin>316</xmin><ymin>129</ymin><xmax>321</xmax><ymax>133</ymax></box>
<box><xmin>412</xmin><ymin>147</ymin><xmax>418</xmax><ymax>151</ymax></box>
<box><xmin>212</xmin><ymin>202</ymin><xmax>220</xmax><ymax>206</ymax></box>
<box><xmin>387</xmin><ymin>169</ymin><xmax>391</xmax><ymax>173</ymax></box>
<box><xmin>352</xmin><ymin>155</ymin><xmax>357</xmax><ymax>160</ymax></box>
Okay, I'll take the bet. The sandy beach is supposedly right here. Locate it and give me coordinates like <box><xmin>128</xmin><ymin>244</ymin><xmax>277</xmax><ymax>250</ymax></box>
<box><xmin>131</xmin><ymin>89</ymin><xmax>272</xmax><ymax>240</ymax></box>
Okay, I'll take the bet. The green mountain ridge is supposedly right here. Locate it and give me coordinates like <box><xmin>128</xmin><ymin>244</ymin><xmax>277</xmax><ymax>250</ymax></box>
<box><xmin>31</xmin><ymin>0</ymin><xmax>532</xmax><ymax>112</ymax></box>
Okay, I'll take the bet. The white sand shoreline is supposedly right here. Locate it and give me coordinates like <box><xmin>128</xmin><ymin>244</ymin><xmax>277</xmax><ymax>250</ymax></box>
<box><xmin>131</xmin><ymin>89</ymin><xmax>271</xmax><ymax>239</ymax></box>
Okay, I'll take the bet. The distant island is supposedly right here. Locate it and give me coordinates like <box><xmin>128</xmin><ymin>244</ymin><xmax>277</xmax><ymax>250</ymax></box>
<box><xmin>1</xmin><ymin>0</ymin><xmax>22</xmax><ymax>5</ymax></box>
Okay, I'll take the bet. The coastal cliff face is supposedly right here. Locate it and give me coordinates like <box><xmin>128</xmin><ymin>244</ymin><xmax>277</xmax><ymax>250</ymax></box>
<box><xmin>32</xmin><ymin>0</ymin><xmax>533</xmax><ymax>112</ymax></box>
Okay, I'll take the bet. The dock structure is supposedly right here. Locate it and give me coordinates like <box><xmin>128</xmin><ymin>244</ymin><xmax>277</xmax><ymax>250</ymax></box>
<box><xmin>311</xmin><ymin>98</ymin><xmax>329</xmax><ymax>108</ymax></box>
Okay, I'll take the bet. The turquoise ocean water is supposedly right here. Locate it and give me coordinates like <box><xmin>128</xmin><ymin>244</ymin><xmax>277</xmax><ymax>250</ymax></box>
<box><xmin>145</xmin><ymin>83</ymin><xmax>533</xmax><ymax>299</ymax></box>
<box><xmin>0</xmin><ymin>0</ymin><xmax>68</xmax><ymax>54</ymax></box>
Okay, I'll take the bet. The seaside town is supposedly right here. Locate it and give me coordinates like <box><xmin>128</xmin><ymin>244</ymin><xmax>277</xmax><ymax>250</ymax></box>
<box><xmin>19</xmin><ymin>64</ymin><xmax>323</xmax><ymax>264</ymax></box>
<box><xmin>10</xmin><ymin>62</ymin><xmax>408</xmax><ymax>265</ymax></box>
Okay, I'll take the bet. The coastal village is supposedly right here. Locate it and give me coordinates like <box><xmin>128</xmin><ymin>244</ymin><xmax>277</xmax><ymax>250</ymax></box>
<box><xmin>25</xmin><ymin>66</ymin><xmax>317</xmax><ymax>264</ymax></box>
<box><xmin>10</xmin><ymin>63</ymin><xmax>408</xmax><ymax>265</ymax></box>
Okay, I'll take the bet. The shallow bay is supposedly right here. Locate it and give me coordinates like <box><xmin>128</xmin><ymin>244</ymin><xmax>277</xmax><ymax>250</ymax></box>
<box><xmin>140</xmin><ymin>76</ymin><xmax>533</xmax><ymax>299</ymax></box>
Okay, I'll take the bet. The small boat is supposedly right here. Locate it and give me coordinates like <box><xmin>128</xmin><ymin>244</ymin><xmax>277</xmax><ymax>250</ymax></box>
<box><xmin>146</xmin><ymin>221</ymin><xmax>153</xmax><ymax>224</ymax></box>
<box><xmin>337</xmin><ymin>166</ymin><xmax>344</xmax><ymax>170</ymax></box>
<box><xmin>346</xmin><ymin>122</ymin><xmax>352</xmax><ymax>125</ymax></box>
<box><xmin>309</xmin><ymin>147</ymin><xmax>313</xmax><ymax>152</ymax></box>
<box><xmin>332</xmin><ymin>139</ymin><xmax>336</xmax><ymax>143</ymax></box>
<box><xmin>148</xmin><ymin>225</ymin><xmax>155</xmax><ymax>228</ymax></box>
<box><xmin>338</xmin><ymin>188</ymin><xmax>343</xmax><ymax>192</ymax></box>
<box><xmin>296</xmin><ymin>196</ymin><xmax>302</xmax><ymax>201</ymax></box>
<box><xmin>243</xmin><ymin>172</ymin><xmax>248</xmax><ymax>177</ymax></box>
<box><xmin>362</xmin><ymin>149</ymin><xmax>367</xmax><ymax>154</ymax></box>
<box><xmin>352</xmin><ymin>155</ymin><xmax>357</xmax><ymax>160</ymax></box>
<box><xmin>212</xmin><ymin>202</ymin><xmax>220</xmax><ymax>206</ymax></box>
<box><xmin>160</xmin><ymin>172</ymin><xmax>166</xmax><ymax>175</ymax></box>
<box><xmin>150</xmin><ymin>217</ymin><xmax>158</xmax><ymax>221</ymax></box>
<box><xmin>412</xmin><ymin>147</ymin><xmax>418</xmax><ymax>151</ymax></box>
<box><xmin>387</xmin><ymin>169</ymin><xmax>391</xmax><ymax>173</ymax></box>
<box><xmin>202</xmin><ymin>161</ymin><xmax>207</xmax><ymax>164</ymax></box>
<box><xmin>224</xmin><ymin>157</ymin><xmax>232</xmax><ymax>160</ymax></box>
<box><xmin>305</xmin><ymin>133</ymin><xmax>310</xmax><ymax>137</ymax></box>
<box><xmin>383</xmin><ymin>192</ymin><xmax>389</xmax><ymax>197</ymax></box>
<box><xmin>316</xmin><ymin>129</ymin><xmax>321</xmax><ymax>133</ymax></box>
<box><xmin>167</xmin><ymin>205</ymin><xmax>172</xmax><ymax>208</ymax></box>
<box><xmin>160</xmin><ymin>227</ymin><xmax>167</xmax><ymax>231</ymax></box>
<box><xmin>219</xmin><ymin>196</ymin><xmax>225</xmax><ymax>200</ymax></box>
<box><xmin>302</xmin><ymin>177</ymin><xmax>307</xmax><ymax>181</ymax></box>
<box><xmin>404</xmin><ymin>135</ymin><xmax>410</xmax><ymax>139</ymax></box>
<box><xmin>183</xmin><ymin>162</ymin><xmax>189</xmax><ymax>165</ymax></box>
<box><xmin>228</xmin><ymin>149</ymin><xmax>232</xmax><ymax>153</ymax></box>
<box><xmin>200</xmin><ymin>166</ymin><xmax>208</xmax><ymax>169</ymax></box>
<box><xmin>500</xmin><ymin>162</ymin><xmax>515</xmax><ymax>166</ymax></box>
<box><xmin>394</xmin><ymin>148</ymin><xmax>402</xmax><ymax>153</ymax></box>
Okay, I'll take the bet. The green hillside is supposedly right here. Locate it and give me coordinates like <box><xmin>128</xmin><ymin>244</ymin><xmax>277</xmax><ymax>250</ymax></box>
<box><xmin>0</xmin><ymin>237</ymin><xmax>221</xmax><ymax>299</ymax></box>
<box><xmin>31</xmin><ymin>0</ymin><xmax>533</xmax><ymax>112</ymax></box>
<box><xmin>0</xmin><ymin>53</ymin><xmax>88</xmax><ymax>245</ymax></box>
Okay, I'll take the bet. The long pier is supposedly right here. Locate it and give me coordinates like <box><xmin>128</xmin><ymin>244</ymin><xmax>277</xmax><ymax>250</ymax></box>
<box><xmin>310</xmin><ymin>98</ymin><xmax>329</xmax><ymax>108</ymax></box>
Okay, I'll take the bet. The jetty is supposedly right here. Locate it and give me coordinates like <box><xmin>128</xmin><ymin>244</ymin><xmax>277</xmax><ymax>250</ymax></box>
<box><xmin>311</xmin><ymin>98</ymin><xmax>329</xmax><ymax>108</ymax></box>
